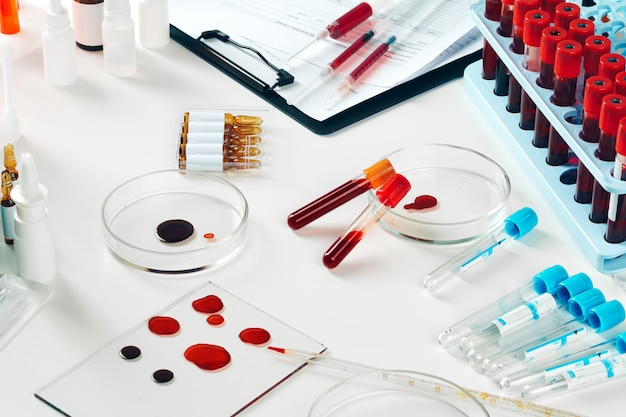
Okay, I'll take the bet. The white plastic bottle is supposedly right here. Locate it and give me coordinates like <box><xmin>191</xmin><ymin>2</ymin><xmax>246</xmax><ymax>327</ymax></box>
<box><xmin>138</xmin><ymin>0</ymin><xmax>169</xmax><ymax>49</ymax></box>
<box><xmin>42</xmin><ymin>0</ymin><xmax>78</xmax><ymax>86</ymax></box>
<box><xmin>102</xmin><ymin>0</ymin><xmax>136</xmax><ymax>77</ymax></box>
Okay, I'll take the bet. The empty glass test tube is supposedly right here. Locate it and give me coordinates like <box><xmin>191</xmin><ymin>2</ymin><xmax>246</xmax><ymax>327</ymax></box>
<box><xmin>424</xmin><ymin>207</ymin><xmax>538</xmax><ymax>291</ymax></box>
<box><xmin>438</xmin><ymin>264</ymin><xmax>568</xmax><ymax>349</ymax></box>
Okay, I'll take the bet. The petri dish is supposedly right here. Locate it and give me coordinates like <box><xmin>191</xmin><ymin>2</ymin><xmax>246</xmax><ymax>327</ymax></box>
<box><xmin>309</xmin><ymin>370</ymin><xmax>490</xmax><ymax>417</ymax></box>
<box><xmin>101</xmin><ymin>170</ymin><xmax>248</xmax><ymax>273</ymax></box>
<box><xmin>371</xmin><ymin>144</ymin><xmax>510</xmax><ymax>244</ymax></box>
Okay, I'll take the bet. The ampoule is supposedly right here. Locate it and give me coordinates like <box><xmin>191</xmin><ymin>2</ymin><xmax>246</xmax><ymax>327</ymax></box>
<box><xmin>438</xmin><ymin>265</ymin><xmax>568</xmax><ymax>349</ymax></box>
<box><xmin>606</xmin><ymin>118</ymin><xmax>626</xmax><ymax>243</ymax></box>
<box><xmin>1</xmin><ymin>169</ymin><xmax>15</xmax><ymax>244</ymax></box>
<box><xmin>3</xmin><ymin>143</ymin><xmax>17</xmax><ymax>181</ymax></box>
<box><xmin>185</xmin><ymin>111</ymin><xmax>263</xmax><ymax>127</ymax></box>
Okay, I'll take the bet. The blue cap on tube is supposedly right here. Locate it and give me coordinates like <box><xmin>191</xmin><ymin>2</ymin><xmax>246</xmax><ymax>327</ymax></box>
<box><xmin>588</xmin><ymin>301</ymin><xmax>626</xmax><ymax>332</ymax></box>
<box><xmin>615</xmin><ymin>332</ymin><xmax>626</xmax><ymax>354</ymax></box>
<box><xmin>555</xmin><ymin>272</ymin><xmax>593</xmax><ymax>303</ymax></box>
<box><xmin>568</xmin><ymin>288</ymin><xmax>605</xmax><ymax>320</ymax></box>
<box><xmin>532</xmin><ymin>264</ymin><xmax>568</xmax><ymax>294</ymax></box>
<box><xmin>504</xmin><ymin>207</ymin><xmax>539</xmax><ymax>239</ymax></box>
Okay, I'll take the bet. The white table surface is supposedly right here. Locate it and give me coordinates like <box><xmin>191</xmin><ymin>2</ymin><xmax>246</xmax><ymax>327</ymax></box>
<box><xmin>0</xmin><ymin>2</ymin><xmax>624</xmax><ymax>416</ymax></box>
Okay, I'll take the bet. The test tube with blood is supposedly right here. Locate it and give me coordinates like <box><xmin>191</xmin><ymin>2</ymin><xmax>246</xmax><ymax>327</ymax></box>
<box><xmin>322</xmin><ymin>174</ymin><xmax>410</xmax><ymax>269</ymax></box>
<box><xmin>576</xmin><ymin>76</ymin><xmax>613</xmax><ymax>204</ymax></box>
<box><xmin>494</xmin><ymin>0</ymin><xmax>515</xmax><ymax>96</ymax></box>
<box><xmin>582</xmin><ymin>36</ymin><xmax>611</xmax><ymax>84</ymax></box>
<box><xmin>553</xmin><ymin>2</ymin><xmax>580</xmax><ymax>31</ymax></box>
<box><xmin>510</xmin><ymin>0</ymin><xmax>540</xmax><ymax>54</ymax></box>
<box><xmin>546</xmin><ymin>40</ymin><xmax>582</xmax><ymax>166</ymax></box>
<box><xmin>520</xmin><ymin>9</ymin><xmax>550</xmax><ymax>130</ymax></box>
<box><xmin>606</xmin><ymin>118</ymin><xmax>626</xmax><ymax>243</ymax></box>
<box><xmin>287</xmin><ymin>158</ymin><xmax>396</xmax><ymax>230</ymax></box>
<box><xmin>568</xmin><ymin>18</ymin><xmax>595</xmax><ymax>101</ymax></box>
<box><xmin>483</xmin><ymin>0</ymin><xmax>503</xmax><ymax>80</ymax></box>
<box><xmin>533</xmin><ymin>26</ymin><xmax>568</xmax><ymax>148</ymax></box>
<box><xmin>590</xmin><ymin>94</ymin><xmax>626</xmax><ymax>223</ymax></box>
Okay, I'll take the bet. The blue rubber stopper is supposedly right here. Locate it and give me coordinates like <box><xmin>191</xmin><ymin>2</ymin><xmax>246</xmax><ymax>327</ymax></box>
<box><xmin>555</xmin><ymin>272</ymin><xmax>593</xmax><ymax>303</ymax></box>
<box><xmin>504</xmin><ymin>207</ymin><xmax>539</xmax><ymax>239</ymax></box>
<box><xmin>615</xmin><ymin>332</ymin><xmax>626</xmax><ymax>354</ymax></box>
<box><xmin>532</xmin><ymin>264</ymin><xmax>568</xmax><ymax>294</ymax></box>
<box><xmin>568</xmin><ymin>288</ymin><xmax>605</xmax><ymax>320</ymax></box>
<box><xmin>588</xmin><ymin>300</ymin><xmax>626</xmax><ymax>332</ymax></box>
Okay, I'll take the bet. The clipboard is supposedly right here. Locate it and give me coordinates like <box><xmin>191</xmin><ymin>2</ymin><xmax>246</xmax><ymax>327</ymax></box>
<box><xmin>168</xmin><ymin>0</ymin><xmax>482</xmax><ymax>135</ymax></box>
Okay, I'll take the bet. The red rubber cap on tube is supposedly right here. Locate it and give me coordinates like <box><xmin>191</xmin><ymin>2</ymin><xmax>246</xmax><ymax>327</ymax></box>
<box><xmin>540</xmin><ymin>26</ymin><xmax>567</xmax><ymax>63</ymax></box>
<box><xmin>376</xmin><ymin>174</ymin><xmax>411</xmax><ymax>208</ymax></box>
<box><xmin>616</xmin><ymin>117</ymin><xmax>626</xmax><ymax>156</ymax></box>
<box><xmin>523</xmin><ymin>10</ymin><xmax>550</xmax><ymax>47</ymax></box>
<box><xmin>583</xmin><ymin>76</ymin><xmax>614</xmax><ymax>116</ymax></box>
<box><xmin>568</xmin><ymin>18</ymin><xmax>595</xmax><ymax>45</ymax></box>
<box><xmin>554</xmin><ymin>3</ymin><xmax>580</xmax><ymax>29</ymax></box>
<box><xmin>584</xmin><ymin>36</ymin><xmax>612</xmax><ymax>74</ymax></box>
<box><xmin>600</xmin><ymin>94</ymin><xmax>626</xmax><ymax>136</ymax></box>
<box><xmin>513</xmin><ymin>0</ymin><xmax>541</xmax><ymax>27</ymax></box>
<box><xmin>554</xmin><ymin>40</ymin><xmax>583</xmax><ymax>78</ymax></box>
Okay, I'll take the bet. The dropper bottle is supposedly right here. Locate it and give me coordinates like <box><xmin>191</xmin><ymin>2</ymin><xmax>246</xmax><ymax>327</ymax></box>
<box><xmin>10</xmin><ymin>153</ymin><xmax>56</xmax><ymax>283</ymax></box>
<box><xmin>102</xmin><ymin>0</ymin><xmax>136</xmax><ymax>77</ymax></box>
<box><xmin>42</xmin><ymin>0</ymin><xmax>78</xmax><ymax>86</ymax></box>
<box><xmin>138</xmin><ymin>0</ymin><xmax>169</xmax><ymax>49</ymax></box>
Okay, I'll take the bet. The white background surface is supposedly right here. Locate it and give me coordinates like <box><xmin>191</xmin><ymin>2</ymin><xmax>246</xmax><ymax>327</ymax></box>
<box><xmin>0</xmin><ymin>1</ymin><xmax>624</xmax><ymax>416</ymax></box>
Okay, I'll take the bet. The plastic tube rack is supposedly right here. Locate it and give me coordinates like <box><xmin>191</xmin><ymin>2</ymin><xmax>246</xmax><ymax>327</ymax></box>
<box><xmin>464</xmin><ymin>1</ymin><xmax>626</xmax><ymax>272</ymax></box>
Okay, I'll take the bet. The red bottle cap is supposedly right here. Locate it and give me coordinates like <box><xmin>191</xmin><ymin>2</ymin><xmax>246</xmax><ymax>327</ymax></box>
<box><xmin>583</xmin><ymin>76</ymin><xmax>613</xmax><ymax>117</ymax></box>
<box><xmin>616</xmin><ymin>117</ymin><xmax>626</xmax><ymax>156</ymax></box>
<box><xmin>554</xmin><ymin>40</ymin><xmax>583</xmax><ymax>79</ymax></box>
<box><xmin>503</xmin><ymin>0</ymin><xmax>515</xmax><ymax>4</ymax></box>
<box><xmin>523</xmin><ymin>10</ymin><xmax>551</xmax><ymax>47</ymax></box>
<box><xmin>554</xmin><ymin>2</ymin><xmax>580</xmax><ymax>29</ymax></box>
<box><xmin>615</xmin><ymin>71</ymin><xmax>626</xmax><ymax>97</ymax></box>
<box><xmin>600</xmin><ymin>94</ymin><xmax>626</xmax><ymax>136</ymax></box>
<box><xmin>584</xmin><ymin>36</ymin><xmax>612</xmax><ymax>75</ymax></box>
<box><xmin>568</xmin><ymin>19</ymin><xmax>595</xmax><ymax>45</ymax></box>
<box><xmin>376</xmin><ymin>174</ymin><xmax>411</xmax><ymax>208</ymax></box>
<box><xmin>513</xmin><ymin>0</ymin><xmax>541</xmax><ymax>28</ymax></box>
<box><xmin>540</xmin><ymin>26</ymin><xmax>568</xmax><ymax>64</ymax></box>
<box><xmin>541</xmin><ymin>0</ymin><xmax>565</xmax><ymax>21</ymax></box>
<box><xmin>599</xmin><ymin>54</ymin><xmax>626</xmax><ymax>82</ymax></box>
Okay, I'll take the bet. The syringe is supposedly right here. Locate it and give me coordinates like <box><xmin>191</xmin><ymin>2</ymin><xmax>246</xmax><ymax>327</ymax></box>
<box><xmin>438</xmin><ymin>264</ymin><xmax>569</xmax><ymax>349</ymax></box>
<box><xmin>500</xmin><ymin>331</ymin><xmax>626</xmax><ymax>394</ymax></box>
<box><xmin>522</xmin><ymin>352</ymin><xmax>626</xmax><ymax>400</ymax></box>
<box><xmin>464</xmin><ymin>276</ymin><xmax>595</xmax><ymax>365</ymax></box>
<box><xmin>458</xmin><ymin>273</ymin><xmax>594</xmax><ymax>353</ymax></box>
<box><xmin>424</xmin><ymin>207</ymin><xmax>538</xmax><ymax>291</ymax></box>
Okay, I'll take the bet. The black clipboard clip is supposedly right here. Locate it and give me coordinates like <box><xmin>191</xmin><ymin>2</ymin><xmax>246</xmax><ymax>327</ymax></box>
<box><xmin>196</xmin><ymin>30</ymin><xmax>295</xmax><ymax>92</ymax></box>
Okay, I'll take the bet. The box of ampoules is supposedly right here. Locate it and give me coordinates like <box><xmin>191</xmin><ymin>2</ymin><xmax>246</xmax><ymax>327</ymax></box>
<box><xmin>175</xmin><ymin>107</ymin><xmax>273</xmax><ymax>174</ymax></box>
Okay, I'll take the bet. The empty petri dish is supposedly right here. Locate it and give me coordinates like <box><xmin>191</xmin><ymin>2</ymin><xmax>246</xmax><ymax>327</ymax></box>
<box><xmin>371</xmin><ymin>144</ymin><xmax>510</xmax><ymax>244</ymax></box>
<box><xmin>101</xmin><ymin>170</ymin><xmax>248</xmax><ymax>273</ymax></box>
<box><xmin>309</xmin><ymin>370</ymin><xmax>490</xmax><ymax>417</ymax></box>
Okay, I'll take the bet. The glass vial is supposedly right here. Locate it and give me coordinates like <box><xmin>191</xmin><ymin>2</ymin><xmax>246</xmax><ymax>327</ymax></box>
<box><xmin>138</xmin><ymin>0</ymin><xmax>169</xmax><ymax>49</ymax></box>
<box><xmin>42</xmin><ymin>0</ymin><xmax>78</xmax><ymax>86</ymax></box>
<box><xmin>73</xmin><ymin>0</ymin><xmax>104</xmax><ymax>51</ymax></box>
<box><xmin>102</xmin><ymin>0</ymin><xmax>136</xmax><ymax>77</ymax></box>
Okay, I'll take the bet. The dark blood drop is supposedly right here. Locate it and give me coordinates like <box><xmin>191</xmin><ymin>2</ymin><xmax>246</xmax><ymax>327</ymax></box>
<box><xmin>192</xmin><ymin>294</ymin><xmax>224</xmax><ymax>314</ymax></box>
<box><xmin>120</xmin><ymin>345</ymin><xmax>141</xmax><ymax>360</ymax></box>
<box><xmin>404</xmin><ymin>195</ymin><xmax>438</xmax><ymax>210</ymax></box>
<box><xmin>184</xmin><ymin>344</ymin><xmax>231</xmax><ymax>370</ymax></box>
<box><xmin>148</xmin><ymin>316</ymin><xmax>181</xmax><ymax>336</ymax></box>
<box><xmin>239</xmin><ymin>327</ymin><xmax>271</xmax><ymax>345</ymax></box>
<box><xmin>207</xmin><ymin>314</ymin><xmax>225</xmax><ymax>326</ymax></box>
<box><xmin>156</xmin><ymin>219</ymin><xmax>194</xmax><ymax>243</ymax></box>
<box><xmin>152</xmin><ymin>369</ymin><xmax>174</xmax><ymax>383</ymax></box>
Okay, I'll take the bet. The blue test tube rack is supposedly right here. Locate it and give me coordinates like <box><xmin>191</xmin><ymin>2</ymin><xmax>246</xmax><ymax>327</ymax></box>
<box><xmin>464</xmin><ymin>1</ymin><xmax>626</xmax><ymax>273</ymax></box>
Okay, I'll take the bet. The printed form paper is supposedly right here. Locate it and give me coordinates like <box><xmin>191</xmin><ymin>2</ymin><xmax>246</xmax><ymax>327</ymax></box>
<box><xmin>169</xmin><ymin>0</ymin><xmax>480</xmax><ymax>121</ymax></box>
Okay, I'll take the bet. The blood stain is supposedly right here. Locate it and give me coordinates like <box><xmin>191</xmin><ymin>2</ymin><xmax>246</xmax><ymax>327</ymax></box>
<box><xmin>156</xmin><ymin>219</ymin><xmax>194</xmax><ymax>243</ymax></box>
<box><xmin>192</xmin><ymin>294</ymin><xmax>224</xmax><ymax>314</ymax></box>
<box><xmin>119</xmin><ymin>345</ymin><xmax>141</xmax><ymax>360</ymax></box>
<box><xmin>204</xmin><ymin>233</ymin><xmax>215</xmax><ymax>240</ymax></box>
<box><xmin>148</xmin><ymin>316</ymin><xmax>181</xmax><ymax>336</ymax></box>
<box><xmin>207</xmin><ymin>314</ymin><xmax>225</xmax><ymax>326</ymax></box>
<box><xmin>152</xmin><ymin>369</ymin><xmax>174</xmax><ymax>384</ymax></box>
<box><xmin>239</xmin><ymin>327</ymin><xmax>271</xmax><ymax>345</ymax></box>
<box><xmin>184</xmin><ymin>344</ymin><xmax>231</xmax><ymax>370</ymax></box>
<box><xmin>404</xmin><ymin>195</ymin><xmax>437</xmax><ymax>210</ymax></box>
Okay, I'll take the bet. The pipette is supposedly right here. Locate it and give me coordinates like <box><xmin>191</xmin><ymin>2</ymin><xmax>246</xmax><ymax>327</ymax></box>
<box><xmin>322</xmin><ymin>173</ymin><xmax>410</xmax><ymax>269</ymax></box>
<box><xmin>287</xmin><ymin>158</ymin><xmax>395</xmax><ymax>230</ymax></box>
<box><xmin>0</xmin><ymin>36</ymin><xmax>19</xmax><ymax>143</ymax></box>
<box><xmin>499</xmin><ymin>331</ymin><xmax>626</xmax><ymax>394</ymax></box>
<box><xmin>268</xmin><ymin>346</ymin><xmax>590</xmax><ymax>417</ymax></box>
<box><xmin>438</xmin><ymin>264</ymin><xmax>569</xmax><ymax>349</ymax></box>
<box><xmin>424</xmin><ymin>207</ymin><xmax>538</xmax><ymax>291</ymax></box>
<box><xmin>522</xmin><ymin>352</ymin><xmax>626</xmax><ymax>400</ymax></box>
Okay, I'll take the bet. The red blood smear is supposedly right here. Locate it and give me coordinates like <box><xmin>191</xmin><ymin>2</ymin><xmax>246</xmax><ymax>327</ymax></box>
<box><xmin>192</xmin><ymin>294</ymin><xmax>224</xmax><ymax>314</ymax></box>
<box><xmin>207</xmin><ymin>314</ymin><xmax>225</xmax><ymax>326</ymax></box>
<box><xmin>184</xmin><ymin>344</ymin><xmax>231</xmax><ymax>371</ymax></box>
<box><xmin>148</xmin><ymin>316</ymin><xmax>180</xmax><ymax>336</ymax></box>
<box><xmin>323</xmin><ymin>230</ymin><xmax>363</xmax><ymax>269</ymax></box>
<box><xmin>239</xmin><ymin>327</ymin><xmax>271</xmax><ymax>345</ymax></box>
<box><xmin>404</xmin><ymin>195</ymin><xmax>437</xmax><ymax>210</ymax></box>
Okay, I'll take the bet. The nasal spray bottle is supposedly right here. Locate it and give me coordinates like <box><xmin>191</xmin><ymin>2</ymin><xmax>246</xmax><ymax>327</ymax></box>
<box><xmin>102</xmin><ymin>0</ymin><xmax>136</xmax><ymax>77</ymax></box>
<box><xmin>10</xmin><ymin>153</ymin><xmax>56</xmax><ymax>283</ymax></box>
<box><xmin>42</xmin><ymin>0</ymin><xmax>78</xmax><ymax>86</ymax></box>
